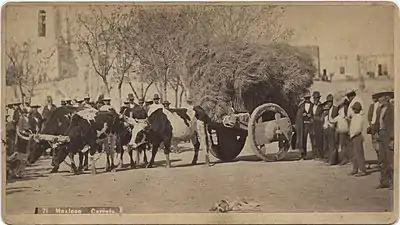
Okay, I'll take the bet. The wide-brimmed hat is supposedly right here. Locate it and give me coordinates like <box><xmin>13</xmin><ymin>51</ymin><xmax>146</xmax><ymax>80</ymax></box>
<box><xmin>345</xmin><ymin>88</ymin><xmax>357</xmax><ymax>96</ymax></box>
<box><xmin>123</xmin><ymin>98</ymin><xmax>130</xmax><ymax>104</ymax></box>
<box><xmin>303</xmin><ymin>90</ymin><xmax>311</xmax><ymax>98</ymax></box>
<box><xmin>153</xmin><ymin>93</ymin><xmax>160</xmax><ymax>100</ymax></box>
<box><xmin>138</xmin><ymin>98</ymin><xmax>144</xmax><ymax>103</ymax></box>
<box><xmin>84</xmin><ymin>94</ymin><xmax>90</xmax><ymax>100</ymax></box>
<box><xmin>162</xmin><ymin>100</ymin><xmax>171</xmax><ymax>105</ymax></box>
<box><xmin>375</xmin><ymin>90</ymin><xmax>394</xmax><ymax>100</ymax></box>
<box><xmin>103</xmin><ymin>95</ymin><xmax>111</xmax><ymax>101</ymax></box>
<box><xmin>312</xmin><ymin>91</ymin><xmax>321</xmax><ymax>98</ymax></box>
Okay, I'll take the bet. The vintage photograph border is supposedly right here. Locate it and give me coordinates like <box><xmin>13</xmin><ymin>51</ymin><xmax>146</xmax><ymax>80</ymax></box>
<box><xmin>1</xmin><ymin>1</ymin><xmax>399</xmax><ymax>224</ymax></box>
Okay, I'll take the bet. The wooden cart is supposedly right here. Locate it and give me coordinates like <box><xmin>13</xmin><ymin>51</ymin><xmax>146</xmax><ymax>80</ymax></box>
<box><xmin>207</xmin><ymin>103</ymin><xmax>294</xmax><ymax>162</ymax></box>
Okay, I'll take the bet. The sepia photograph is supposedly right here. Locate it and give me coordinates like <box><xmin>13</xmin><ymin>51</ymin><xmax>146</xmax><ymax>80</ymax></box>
<box><xmin>1</xmin><ymin>2</ymin><xmax>398</xmax><ymax>224</ymax></box>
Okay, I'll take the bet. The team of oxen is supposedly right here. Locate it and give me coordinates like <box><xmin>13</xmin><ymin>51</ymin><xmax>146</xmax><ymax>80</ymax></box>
<box><xmin>26</xmin><ymin>104</ymin><xmax>212</xmax><ymax>175</ymax></box>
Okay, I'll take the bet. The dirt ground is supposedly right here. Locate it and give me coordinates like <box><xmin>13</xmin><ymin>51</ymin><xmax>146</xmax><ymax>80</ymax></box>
<box><xmin>5</xmin><ymin>141</ymin><xmax>393</xmax><ymax>215</ymax></box>
<box><xmin>4</xmin><ymin>80</ymin><xmax>394</xmax><ymax>215</ymax></box>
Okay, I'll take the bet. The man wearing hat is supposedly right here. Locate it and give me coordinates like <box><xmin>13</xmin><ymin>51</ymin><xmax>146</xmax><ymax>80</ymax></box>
<box><xmin>128</xmin><ymin>93</ymin><xmax>137</xmax><ymax>108</ymax></box>
<box><xmin>162</xmin><ymin>100</ymin><xmax>171</xmax><ymax>109</ymax></box>
<box><xmin>376</xmin><ymin>90</ymin><xmax>394</xmax><ymax>189</ymax></box>
<box><xmin>42</xmin><ymin>96</ymin><xmax>57</xmax><ymax>123</ymax></box>
<box><xmin>346</xmin><ymin>89</ymin><xmax>364</xmax><ymax>118</ymax></box>
<box><xmin>29</xmin><ymin>103</ymin><xmax>44</xmax><ymax>133</ymax></box>
<box><xmin>99</xmin><ymin>96</ymin><xmax>114</xmax><ymax>112</ymax></box>
<box><xmin>153</xmin><ymin>93</ymin><xmax>161</xmax><ymax>105</ymax></box>
<box><xmin>65</xmin><ymin>97</ymin><xmax>73</xmax><ymax>106</ymax></box>
<box><xmin>138</xmin><ymin>98</ymin><xmax>145</xmax><ymax>107</ymax></box>
<box><xmin>24</xmin><ymin>100</ymin><xmax>32</xmax><ymax>114</ymax></box>
<box><xmin>311</xmin><ymin>91</ymin><xmax>324</xmax><ymax>160</ymax></box>
<box><xmin>322</xmin><ymin>94</ymin><xmax>339</xmax><ymax>164</ymax></box>
<box><xmin>16</xmin><ymin>108</ymin><xmax>32</xmax><ymax>152</ymax></box>
<box><xmin>120</xmin><ymin>98</ymin><xmax>131</xmax><ymax>117</ymax></box>
<box><xmin>348</xmin><ymin>101</ymin><xmax>367</xmax><ymax>177</ymax></box>
<box><xmin>367</xmin><ymin>92</ymin><xmax>382</xmax><ymax>166</ymax></box>
<box><xmin>60</xmin><ymin>100</ymin><xmax>66</xmax><ymax>107</ymax></box>
<box><xmin>12</xmin><ymin>102</ymin><xmax>22</xmax><ymax>125</ymax></box>
<box><xmin>82</xmin><ymin>94</ymin><xmax>92</xmax><ymax>108</ymax></box>
<box><xmin>295</xmin><ymin>90</ymin><xmax>314</xmax><ymax>160</ymax></box>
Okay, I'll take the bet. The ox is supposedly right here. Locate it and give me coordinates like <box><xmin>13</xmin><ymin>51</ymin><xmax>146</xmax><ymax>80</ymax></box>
<box><xmin>117</xmin><ymin>105</ymin><xmax>148</xmax><ymax>169</ymax></box>
<box><xmin>28</xmin><ymin>107</ymin><xmax>128</xmax><ymax>174</ymax></box>
<box><xmin>128</xmin><ymin>104</ymin><xmax>211</xmax><ymax>168</ymax></box>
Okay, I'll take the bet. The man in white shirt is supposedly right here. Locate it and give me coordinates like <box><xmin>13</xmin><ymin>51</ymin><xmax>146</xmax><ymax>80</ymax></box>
<box><xmin>348</xmin><ymin>102</ymin><xmax>367</xmax><ymax>177</ymax></box>
<box><xmin>346</xmin><ymin>89</ymin><xmax>364</xmax><ymax>118</ymax></box>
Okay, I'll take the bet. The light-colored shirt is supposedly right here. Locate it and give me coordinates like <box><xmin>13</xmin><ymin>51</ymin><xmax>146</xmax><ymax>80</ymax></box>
<box><xmin>323</xmin><ymin>107</ymin><xmax>335</xmax><ymax>129</ymax></box>
<box><xmin>379</xmin><ymin>106</ymin><xmax>387</xmax><ymax>130</ymax></box>
<box><xmin>304</xmin><ymin>103</ymin><xmax>311</xmax><ymax>113</ymax></box>
<box><xmin>371</xmin><ymin>102</ymin><xmax>380</xmax><ymax>124</ymax></box>
<box><xmin>312</xmin><ymin>103</ymin><xmax>320</xmax><ymax>115</ymax></box>
<box><xmin>349</xmin><ymin>113</ymin><xmax>363</xmax><ymax>138</ymax></box>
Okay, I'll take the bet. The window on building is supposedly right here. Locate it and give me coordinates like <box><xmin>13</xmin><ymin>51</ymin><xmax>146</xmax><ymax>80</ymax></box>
<box><xmin>339</xmin><ymin>66</ymin><xmax>345</xmax><ymax>75</ymax></box>
<box><xmin>38</xmin><ymin>10</ymin><xmax>46</xmax><ymax>37</ymax></box>
<box><xmin>378</xmin><ymin>64</ymin><xmax>383</xmax><ymax>76</ymax></box>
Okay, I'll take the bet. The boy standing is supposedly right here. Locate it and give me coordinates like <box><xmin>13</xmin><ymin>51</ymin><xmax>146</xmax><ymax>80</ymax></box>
<box><xmin>348</xmin><ymin>102</ymin><xmax>367</xmax><ymax>177</ymax></box>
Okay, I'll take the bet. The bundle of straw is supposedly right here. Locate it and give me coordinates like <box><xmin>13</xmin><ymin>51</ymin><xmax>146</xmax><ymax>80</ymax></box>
<box><xmin>185</xmin><ymin>42</ymin><xmax>316</xmax><ymax>122</ymax></box>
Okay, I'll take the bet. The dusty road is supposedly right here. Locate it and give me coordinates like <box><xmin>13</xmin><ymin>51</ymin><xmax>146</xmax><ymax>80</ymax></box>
<box><xmin>5</xmin><ymin>140</ymin><xmax>393</xmax><ymax>215</ymax></box>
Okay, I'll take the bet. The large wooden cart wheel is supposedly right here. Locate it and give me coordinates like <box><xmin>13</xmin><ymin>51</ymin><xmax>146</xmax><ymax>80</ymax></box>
<box><xmin>248</xmin><ymin>103</ymin><xmax>293</xmax><ymax>161</ymax></box>
<box><xmin>208</xmin><ymin>122</ymin><xmax>247</xmax><ymax>162</ymax></box>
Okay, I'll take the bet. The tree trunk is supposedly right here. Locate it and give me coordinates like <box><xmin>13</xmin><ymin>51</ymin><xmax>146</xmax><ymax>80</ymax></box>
<box><xmin>102</xmin><ymin>77</ymin><xmax>111</xmax><ymax>95</ymax></box>
<box><xmin>179</xmin><ymin>87</ymin><xmax>185</xmax><ymax>107</ymax></box>
<box><xmin>18</xmin><ymin>82</ymin><xmax>25</xmax><ymax>104</ymax></box>
<box><xmin>140</xmin><ymin>83</ymin><xmax>144</xmax><ymax>98</ymax></box>
<box><xmin>174</xmin><ymin>88</ymin><xmax>179</xmax><ymax>108</ymax></box>
<box><xmin>117</xmin><ymin>84</ymin><xmax>123</xmax><ymax>110</ymax></box>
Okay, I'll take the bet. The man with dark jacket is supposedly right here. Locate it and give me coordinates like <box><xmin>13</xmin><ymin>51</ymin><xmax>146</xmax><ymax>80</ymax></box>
<box><xmin>29</xmin><ymin>104</ymin><xmax>44</xmax><ymax>133</ymax></box>
<box><xmin>42</xmin><ymin>96</ymin><xmax>57</xmax><ymax>123</ymax></box>
<box><xmin>367</xmin><ymin>93</ymin><xmax>381</xmax><ymax>166</ymax></box>
<box><xmin>376</xmin><ymin>91</ymin><xmax>394</xmax><ymax>189</ymax></box>
<box><xmin>295</xmin><ymin>90</ymin><xmax>314</xmax><ymax>160</ymax></box>
<box><xmin>311</xmin><ymin>91</ymin><xmax>324</xmax><ymax>159</ymax></box>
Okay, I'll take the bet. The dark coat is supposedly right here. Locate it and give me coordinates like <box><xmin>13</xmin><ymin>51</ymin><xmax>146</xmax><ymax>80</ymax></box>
<box><xmin>28</xmin><ymin>111</ymin><xmax>43</xmax><ymax>133</ymax></box>
<box><xmin>42</xmin><ymin>104</ymin><xmax>57</xmax><ymax>122</ymax></box>
<box><xmin>295</xmin><ymin>101</ymin><xmax>314</xmax><ymax>149</ymax></box>
<box><xmin>12</xmin><ymin>108</ymin><xmax>21</xmax><ymax>124</ymax></box>
<box><xmin>378</xmin><ymin>104</ymin><xmax>394</xmax><ymax>139</ymax></box>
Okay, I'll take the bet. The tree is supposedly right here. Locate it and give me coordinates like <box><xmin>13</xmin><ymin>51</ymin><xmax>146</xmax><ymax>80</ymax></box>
<box><xmin>76</xmin><ymin>6</ymin><xmax>121</xmax><ymax>95</ymax></box>
<box><xmin>5</xmin><ymin>40</ymin><xmax>55</xmax><ymax>103</ymax></box>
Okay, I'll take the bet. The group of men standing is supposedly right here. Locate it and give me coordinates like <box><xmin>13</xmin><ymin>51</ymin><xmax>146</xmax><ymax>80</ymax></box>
<box><xmin>295</xmin><ymin>88</ymin><xmax>394</xmax><ymax>189</ymax></box>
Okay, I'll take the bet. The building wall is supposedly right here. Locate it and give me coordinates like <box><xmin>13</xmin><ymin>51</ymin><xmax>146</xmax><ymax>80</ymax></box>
<box><xmin>282</xmin><ymin>4</ymin><xmax>395</xmax><ymax>80</ymax></box>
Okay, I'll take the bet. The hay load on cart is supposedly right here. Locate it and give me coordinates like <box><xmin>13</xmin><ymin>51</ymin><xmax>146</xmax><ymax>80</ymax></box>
<box><xmin>185</xmin><ymin>42</ymin><xmax>316</xmax><ymax>162</ymax></box>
